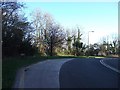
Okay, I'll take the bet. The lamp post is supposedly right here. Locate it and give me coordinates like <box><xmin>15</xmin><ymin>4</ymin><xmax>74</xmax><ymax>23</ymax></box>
<box><xmin>88</xmin><ymin>31</ymin><xmax>94</xmax><ymax>56</ymax></box>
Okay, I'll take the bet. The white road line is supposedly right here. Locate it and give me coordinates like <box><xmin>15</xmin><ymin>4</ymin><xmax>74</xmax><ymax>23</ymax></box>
<box><xmin>19</xmin><ymin>68</ymin><xmax>25</xmax><ymax>88</ymax></box>
<box><xmin>100</xmin><ymin>59</ymin><xmax>120</xmax><ymax>74</ymax></box>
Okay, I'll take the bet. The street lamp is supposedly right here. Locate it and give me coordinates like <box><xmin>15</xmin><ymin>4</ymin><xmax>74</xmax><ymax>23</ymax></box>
<box><xmin>88</xmin><ymin>31</ymin><xmax>94</xmax><ymax>47</ymax></box>
<box><xmin>88</xmin><ymin>31</ymin><xmax>94</xmax><ymax>56</ymax></box>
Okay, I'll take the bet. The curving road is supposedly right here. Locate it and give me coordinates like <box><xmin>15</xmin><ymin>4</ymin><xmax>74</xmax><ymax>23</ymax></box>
<box><xmin>14</xmin><ymin>58</ymin><xmax>120</xmax><ymax>88</ymax></box>
<box><xmin>59</xmin><ymin>58</ymin><xmax>120</xmax><ymax>88</ymax></box>
<box><xmin>13</xmin><ymin>58</ymin><xmax>74</xmax><ymax>88</ymax></box>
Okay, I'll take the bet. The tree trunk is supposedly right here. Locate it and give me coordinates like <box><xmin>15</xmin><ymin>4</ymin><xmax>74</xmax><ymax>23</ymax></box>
<box><xmin>50</xmin><ymin>36</ymin><xmax>53</xmax><ymax>56</ymax></box>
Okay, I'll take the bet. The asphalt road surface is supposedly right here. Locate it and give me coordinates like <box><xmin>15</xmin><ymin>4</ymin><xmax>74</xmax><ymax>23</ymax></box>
<box><xmin>14</xmin><ymin>58</ymin><xmax>120</xmax><ymax>88</ymax></box>
<box><xmin>59</xmin><ymin>58</ymin><xmax>120</xmax><ymax>88</ymax></box>
<box><xmin>14</xmin><ymin>58</ymin><xmax>74</xmax><ymax>88</ymax></box>
<box><xmin>102</xmin><ymin>58</ymin><xmax>120</xmax><ymax>71</ymax></box>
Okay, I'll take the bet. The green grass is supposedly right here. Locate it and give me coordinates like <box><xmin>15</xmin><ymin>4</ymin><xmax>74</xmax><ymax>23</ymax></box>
<box><xmin>3</xmin><ymin>56</ymin><xmax>43</xmax><ymax>88</ymax></box>
<box><xmin>2</xmin><ymin>55</ymin><xmax>105</xmax><ymax>88</ymax></box>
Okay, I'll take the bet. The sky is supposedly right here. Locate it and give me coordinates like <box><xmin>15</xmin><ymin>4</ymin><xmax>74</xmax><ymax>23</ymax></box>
<box><xmin>22</xmin><ymin>2</ymin><xmax>118</xmax><ymax>45</ymax></box>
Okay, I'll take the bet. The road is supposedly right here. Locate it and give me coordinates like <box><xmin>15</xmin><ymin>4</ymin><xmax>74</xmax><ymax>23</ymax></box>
<box><xmin>59</xmin><ymin>58</ymin><xmax>120</xmax><ymax>88</ymax></box>
<box><xmin>14</xmin><ymin>58</ymin><xmax>120</xmax><ymax>88</ymax></box>
<box><xmin>101</xmin><ymin>58</ymin><xmax>120</xmax><ymax>71</ymax></box>
<box><xmin>13</xmin><ymin>58</ymin><xmax>74</xmax><ymax>88</ymax></box>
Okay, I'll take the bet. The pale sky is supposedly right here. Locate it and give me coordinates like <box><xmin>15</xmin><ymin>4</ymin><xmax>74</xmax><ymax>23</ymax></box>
<box><xmin>22</xmin><ymin>2</ymin><xmax>118</xmax><ymax>45</ymax></box>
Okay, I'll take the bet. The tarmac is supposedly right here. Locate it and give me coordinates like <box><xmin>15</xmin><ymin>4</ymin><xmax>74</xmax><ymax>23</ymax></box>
<box><xmin>13</xmin><ymin>58</ymin><xmax>74</xmax><ymax>88</ymax></box>
<box><xmin>13</xmin><ymin>57</ymin><xmax>119</xmax><ymax>88</ymax></box>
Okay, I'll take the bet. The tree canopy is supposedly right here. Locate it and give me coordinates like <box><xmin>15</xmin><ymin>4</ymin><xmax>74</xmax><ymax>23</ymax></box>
<box><xmin>1</xmin><ymin>2</ymin><xmax>119</xmax><ymax>57</ymax></box>
<box><xmin>1</xmin><ymin>2</ymin><xmax>36</xmax><ymax>57</ymax></box>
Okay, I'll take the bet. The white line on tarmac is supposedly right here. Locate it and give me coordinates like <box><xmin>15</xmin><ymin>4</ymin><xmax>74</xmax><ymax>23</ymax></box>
<box><xmin>19</xmin><ymin>68</ymin><xmax>25</xmax><ymax>88</ymax></box>
<box><xmin>100</xmin><ymin>59</ymin><xmax>120</xmax><ymax>74</ymax></box>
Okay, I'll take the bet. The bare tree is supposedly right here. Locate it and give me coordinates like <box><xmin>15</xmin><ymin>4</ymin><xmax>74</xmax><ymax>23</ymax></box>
<box><xmin>31</xmin><ymin>9</ymin><xmax>65</xmax><ymax>56</ymax></box>
<box><xmin>46</xmin><ymin>24</ymin><xmax>65</xmax><ymax>56</ymax></box>
<box><xmin>31</xmin><ymin>10</ymin><xmax>44</xmax><ymax>54</ymax></box>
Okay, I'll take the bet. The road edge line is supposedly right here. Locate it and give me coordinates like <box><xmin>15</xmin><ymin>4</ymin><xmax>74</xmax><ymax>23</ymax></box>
<box><xmin>19</xmin><ymin>68</ymin><xmax>25</xmax><ymax>88</ymax></box>
<box><xmin>100</xmin><ymin>59</ymin><xmax>120</xmax><ymax>74</ymax></box>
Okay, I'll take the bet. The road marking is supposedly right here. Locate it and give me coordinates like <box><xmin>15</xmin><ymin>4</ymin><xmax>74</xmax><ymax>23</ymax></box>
<box><xmin>19</xmin><ymin>68</ymin><xmax>25</xmax><ymax>88</ymax></box>
<box><xmin>100</xmin><ymin>59</ymin><xmax>120</xmax><ymax>74</ymax></box>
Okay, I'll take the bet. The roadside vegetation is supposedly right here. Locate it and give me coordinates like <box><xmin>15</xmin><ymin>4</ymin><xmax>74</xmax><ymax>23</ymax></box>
<box><xmin>1</xmin><ymin>2</ymin><xmax>120</xmax><ymax>88</ymax></box>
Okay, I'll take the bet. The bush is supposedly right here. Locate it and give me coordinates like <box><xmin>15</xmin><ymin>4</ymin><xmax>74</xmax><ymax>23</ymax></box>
<box><xmin>19</xmin><ymin>41</ymin><xmax>37</xmax><ymax>56</ymax></box>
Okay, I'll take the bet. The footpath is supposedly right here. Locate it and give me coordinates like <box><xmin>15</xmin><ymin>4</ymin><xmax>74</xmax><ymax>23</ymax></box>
<box><xmin>13</xmin><ymin>58</ymin><xmax>74</xmax><ymax>88</ymax></box>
